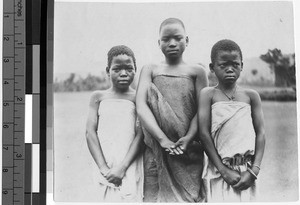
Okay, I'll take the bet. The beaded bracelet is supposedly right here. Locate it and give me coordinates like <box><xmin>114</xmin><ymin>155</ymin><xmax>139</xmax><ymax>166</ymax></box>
<box><xmin>247</xmin><ymin>167</ymin><xmax>257</xmax><ymax>179</ymax></box>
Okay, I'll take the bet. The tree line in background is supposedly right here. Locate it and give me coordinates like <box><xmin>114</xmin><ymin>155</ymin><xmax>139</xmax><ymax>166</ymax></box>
<box><xmin>54</xmin><ymin>49</ymin><xmax>296</xmax><ymax>101</ymax></box>
<box><xmin>54</xmin><ymin>71</ymin><xmax>110</xmax><ymax>92</ymax></box>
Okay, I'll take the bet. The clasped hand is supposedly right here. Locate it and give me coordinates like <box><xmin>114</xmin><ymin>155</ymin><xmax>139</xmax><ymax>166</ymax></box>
<box><xmin>221</xmin><ymin>167</ymin><xmax>255</xmax><ymax>191</ymax></box>
<box><xmin>160</xmin><ymin>137</ymin><xmax>191</xmax><ymax>155</ymax></box>
<box><xmin>100</xmin><ymin>165</ymin><xmax>126</xmax><ymax>187</ymax></box>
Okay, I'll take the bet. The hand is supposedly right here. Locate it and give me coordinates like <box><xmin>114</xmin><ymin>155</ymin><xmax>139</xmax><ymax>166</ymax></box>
<box><xmin>220</xmin><ymin>166</ymin><xmax>241</xmax><ymax>185</ymax></box>
<box><xmin>232</xmin><ymin>171</ymin><xmax>256</xmax><ymax>191</ymax></box>
<box><xmin>174</xmin><ymin>136</ymin><xmax>191</xmax><ymax>153</ymax></box>
<box><xmin>99</xmin><ymin>165</ymin><xmax>110</xmax><ymax>177</ymax></box>
<box><xmin>105</xmin><ymin>165</ymin><xmax>126</xmax><ymax>187</ymax></box>
<box><xmin>160</xmin><ymin>139</ymin><xmax>184</xmax><ymax>155</ymax></box>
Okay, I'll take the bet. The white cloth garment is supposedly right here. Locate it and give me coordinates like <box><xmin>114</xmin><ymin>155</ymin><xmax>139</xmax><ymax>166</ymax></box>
<box><xmin>94</xmin><ymin>99</ymin><xmax>143</xmax><ymax>202</ymax></box>
<box><xmin>202</xmin><ymin>101</ymin><xmax>258</xmax><ymax>202</ymax></box>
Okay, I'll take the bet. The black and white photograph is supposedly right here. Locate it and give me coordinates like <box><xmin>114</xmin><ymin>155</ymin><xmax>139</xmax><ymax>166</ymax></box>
<box><xmin>52</xmin><ymin>0</ymin><xmax>298</xmax><ymax>203</ymax></box>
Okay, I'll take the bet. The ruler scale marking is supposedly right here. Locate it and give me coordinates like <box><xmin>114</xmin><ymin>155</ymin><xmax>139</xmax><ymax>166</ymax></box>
<box><xmin>3</xmin><ymin>0</ymin><xmax>26</xmax><ymax>204</ymax></box>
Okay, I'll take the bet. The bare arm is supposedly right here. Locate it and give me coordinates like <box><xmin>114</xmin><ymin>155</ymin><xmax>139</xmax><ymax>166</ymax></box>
<box><xmin>85</xmin><ymin>92</ymin><xmax>109</xmax><ymax>174</ymax></box>
<box><xmin>232</xmin><ymin>90</ymin><xmax>266</xmax><ymax>190</ymax></box>
<box><xmin>250</xmin><ymin>90</ymin><xmax>266</xmax><ymax>174</ymax></box>
<box><xmin>136</xmin><ymin>65</ymin><xmax>175</xmax><ymax>152</ymax></box>
<box><xmin>174</xmin><ymin>66</ymin><xmax>208</xmax><ymax>152</ymax></box>
<box><xmin>186</xmin><ymin>65</ymin><xmax>208</xmax><ymax>140</ymax></box>
<box><xmin>198</xmin><ymin>88</ymin><xmax>241</xmax><ymax>185</ymax></box>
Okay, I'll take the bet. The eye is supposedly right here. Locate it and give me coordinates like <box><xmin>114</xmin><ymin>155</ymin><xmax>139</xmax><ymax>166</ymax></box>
<box><xmin>112</xmin><ymin>68</ymin><xmax>120</xmax><ymax>72</ymax></box>
<box><xmin>175</xmin><ymin>36</ymin><xmax>183</xmax><ymax>41</ymax></box>
<box><xmin>232</xmin><ymin>62</ymin><xmax>240</xmax><ymax>68</ymax></box>
<box><xmin>126</xmin><ymin>67</ymin><xmax>133</xmax><ymax>72</ymax></box>
<box><xmin>219</xmin><ymin>64</ymin><xmax>226</xmax><ymax>68</ymax></box>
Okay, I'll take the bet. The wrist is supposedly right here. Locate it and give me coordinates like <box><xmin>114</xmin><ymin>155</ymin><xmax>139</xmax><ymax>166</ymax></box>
<box><xmin>99</xmin><ymin>164</ymin><xmax>108</xmax><ymax>172</ymax></box>
<box><xmin>183</xmin><ymin>135</ymin><xmax>194</xmax><ymax>142</ymax></box>
<box><xmin>218</xmin><ymin>165</ymin><xmax>228</xmax><ymax>175</ymax></box>
<box><xmin>251</xmin><ymin>166</ymin><xmax>260</xmax><ymax>175</ymax></box>
<box><xmin>158</xmin><ymin>137</ymin><xmax>170</xmax><ymax>146</ymax></box>
<box><xmin>247</xmin><ymin>167</ymin><xmax>257</xmax><ymax>180</ymax></box>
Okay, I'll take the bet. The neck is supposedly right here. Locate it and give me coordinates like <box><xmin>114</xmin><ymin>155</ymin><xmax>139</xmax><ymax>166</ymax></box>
<box><xmin>217</xmin><ymin>82</ymin><xmax>237</xmax><ymax>91</ymax></box>
<box><xmin>111</xmin><ymin>86</ymin><xmax>130</xmax><ymax>93</ymax></box>
<box><xmin>165</xmin><ymin>56</ymin><xmax>183</xmax><ymax>65</ymax></box>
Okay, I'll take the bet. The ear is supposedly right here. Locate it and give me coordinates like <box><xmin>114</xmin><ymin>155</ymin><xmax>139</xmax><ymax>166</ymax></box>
<box><xmin>209</xmin><ymin>63</ymin><xmax>214</xmax><ymax>73</ymax></box>
<box><xmin>106</xmin><ymin>67</ymin><xmax>110</xmax><ymax>76</ymax></box>
<box><xmin>185</xmin><ymin>36</ymin><xmax>189</xmax><ymax>46</ymax></box>
<box><xmin>241</xmin><ymin>62</ymin><xmax>243</xmax><ymax>71</ymax></box>
<box><xmin>158</xmin><ymin>39</ymin><xmax>161</xmax><ymax>47</ymax></box>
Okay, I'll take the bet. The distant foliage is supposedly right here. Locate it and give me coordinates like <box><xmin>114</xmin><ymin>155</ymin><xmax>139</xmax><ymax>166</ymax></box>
<box><xmin>260</xmin><ymin>49</ymin><xmax>295</xmax><ymax>87</ymax></box>
<box><xmin>54</xmin><ymin>72</ymin><xmax>110</xmax><ymax>92</ymax></box>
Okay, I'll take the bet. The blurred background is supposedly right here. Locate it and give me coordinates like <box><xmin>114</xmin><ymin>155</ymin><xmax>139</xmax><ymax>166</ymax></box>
<box><xmin>52</xmin><ymin>1</ymin><xmax>298</xmax><ymax>202</ymax></box>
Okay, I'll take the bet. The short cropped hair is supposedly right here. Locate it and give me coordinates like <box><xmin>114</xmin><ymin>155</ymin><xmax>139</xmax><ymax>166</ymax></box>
<box><xmin>159</xmin><ymin>18</ymin><xmax>185</xmax><ymax>33</ymax></box>
<box><xmin>210</xmin><ymin>39</ymin><xmax>243</xmax><ymax>64</ymax></box>
<box><xmin>107</xmin><ymin>45</ymin><xmax>137</xmax><ymax>70</ymax></box>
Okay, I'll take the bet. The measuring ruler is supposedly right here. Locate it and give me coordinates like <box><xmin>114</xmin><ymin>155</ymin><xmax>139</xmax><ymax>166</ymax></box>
<box><xmin>2</xmin><ymin>0</ymin><xmax>26</xmax><ymax>204</ymax></box>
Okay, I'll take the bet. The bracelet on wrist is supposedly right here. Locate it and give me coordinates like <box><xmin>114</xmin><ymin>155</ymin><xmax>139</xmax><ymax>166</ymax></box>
<box><xmin>247</xmin><ymin>167</ymin><xmax>257</xmax><ymax>179</ymax></box>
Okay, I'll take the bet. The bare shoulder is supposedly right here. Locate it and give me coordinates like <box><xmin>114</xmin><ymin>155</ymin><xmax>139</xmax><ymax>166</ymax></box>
<box><xmin>242</xmin><ymin>87</ymin><xmax>261</xmax><ymax>102</ymax></box>
<box><xmin>141</xmin><ymin>63</ymin><xmax>158</xmax><ymax>73</ymax></box>
<box><xmin>200</xmin><ymin>86</ymin><xmax>215</xmax><ymax>97</ymax></box>
<box><xmin>190</xmin><ymin>63</ymin><xmax>207</xmax><ymax>75</ymax></box>
<box><xmin>89</xmin><ymin>90</ymin><xmax>106</xmax><ymax>105</ymax></box>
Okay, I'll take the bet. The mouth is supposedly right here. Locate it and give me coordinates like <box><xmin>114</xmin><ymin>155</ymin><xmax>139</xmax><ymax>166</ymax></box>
<box><xmin>167</xmin><ymin>50</ymin><xmax>179</xmax><ymax>54</ymax></box>
<box><xmin>118</xmin><ymin>80</ymin><xmax>129</xmax><ymax>84</ymax></box>
<box><xmin>224</xmin><ymin>76</ymin><xmax>235</xmax><ymax>80</ymax></box>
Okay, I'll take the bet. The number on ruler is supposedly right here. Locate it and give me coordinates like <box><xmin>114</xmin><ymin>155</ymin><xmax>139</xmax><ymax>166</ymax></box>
<box><xmin>4</xmin><ymin>36</ymin><xmax>10</xmax><ymax>41</ymax></box>
<box><xmin>16</xmin><ymin>96</ymin><xmax>23</xmax><ymax>102</ymax></box>
<box><xmin>3</xmin><ymin>58</ymin><xmax>10</xmax><ymax>63</ymax></box>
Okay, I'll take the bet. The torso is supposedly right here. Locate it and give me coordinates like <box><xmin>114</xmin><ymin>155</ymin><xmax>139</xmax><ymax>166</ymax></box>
<box><xmin>150</xmin><ymin>62</ymin><xmax>201</xmax><ymax>82</ymax></box>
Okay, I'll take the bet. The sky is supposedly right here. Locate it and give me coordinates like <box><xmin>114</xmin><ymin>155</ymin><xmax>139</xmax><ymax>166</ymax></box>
<box><xmin>53</xmin><ymin>1</ymin><xmax>295</xmax><ymax>78</ymax></box>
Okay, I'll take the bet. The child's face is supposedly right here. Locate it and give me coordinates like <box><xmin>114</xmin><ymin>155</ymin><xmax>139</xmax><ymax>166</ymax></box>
<box><xmin>210</xmin><ymin>50</ymin><xmax>243</xmax><ymax>85</ymax></box>
<box><xmin>107</xmin><ymin>54</ymin><xmax>135</xmax><ymax>89</ymax></box>
<box><xmin>158</xmin><ymin>23</ymin><xmax>188</xmax><ymax>60</ymax></box>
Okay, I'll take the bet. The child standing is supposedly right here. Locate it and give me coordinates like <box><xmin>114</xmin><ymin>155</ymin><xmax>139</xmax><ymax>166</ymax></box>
<box><xmin>85</xmin><ymin>45</ymin><xmax>144</xmax><ymax>202</ymax></box>
<box><xmin>136</xmin><ymin>18</ymin><xmax>208</xmax><ymax>202</ymax></box>
<box><xmin>198</xmin><ymin>39</ymin><xmax>265</xmax><ymax>202</ymax></box>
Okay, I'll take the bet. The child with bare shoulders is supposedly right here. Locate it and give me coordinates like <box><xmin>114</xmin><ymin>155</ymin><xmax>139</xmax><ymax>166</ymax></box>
<box><xmin>198</xmin><ymin>39</ymin><xmax>266</xmax><ymax>202</ymax></box>
<box><xmin>85</xmin><ymin>45</ymin><xmax>144</xmax><ymax>202</ymax></box>
<box><xmin>136</xmin><ymin>18</ymin><xmax>208</xmax><ymax>202</ymax></box>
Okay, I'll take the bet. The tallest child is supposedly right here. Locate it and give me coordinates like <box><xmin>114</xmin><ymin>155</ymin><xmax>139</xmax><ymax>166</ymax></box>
<box><xmin>136</xmin><ymin>18</ymin><xmax>208</xmax><ymax>202</ymax></box>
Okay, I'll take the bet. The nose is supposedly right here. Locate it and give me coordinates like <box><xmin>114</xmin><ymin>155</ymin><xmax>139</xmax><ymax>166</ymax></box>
<box><xmin>169</xmin><ymin>38</ymin><xmax>176</xmax><ymax>47</ymax></box>
<box><xmin>120</xmin><ymin>69</ymin><xmax>127</xmax><ymax>76</ymax></box>
<box><xmin>226</xmin><ymin>66</ymin><xmax>234</xmax><ymax>72</ymax></box>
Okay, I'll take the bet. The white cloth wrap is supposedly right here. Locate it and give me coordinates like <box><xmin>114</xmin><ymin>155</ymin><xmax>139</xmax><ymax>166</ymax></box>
<box><xmin>94</xmin><ymin>99</ymin><xmax>143</xmax><ymax>202</ymax></box>
<box><xmin>202</xmin><ymin>101</ymin><xmax>257</xmax><ymax>202</ymax></box>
